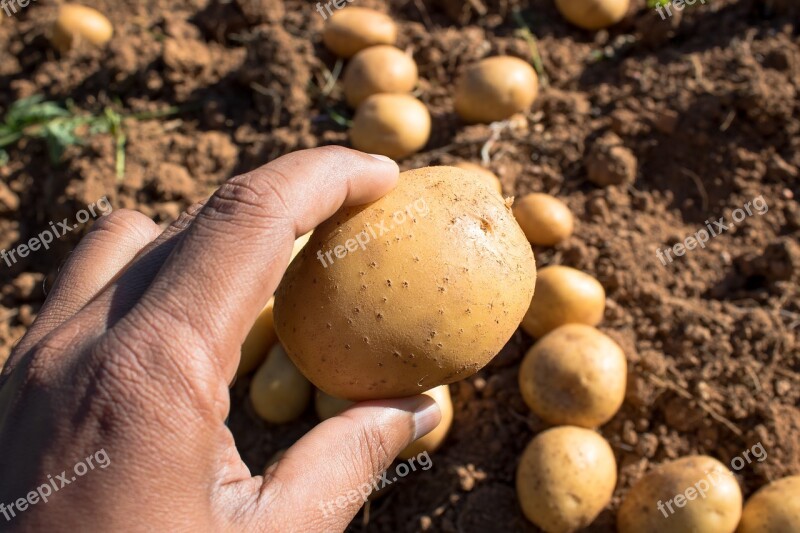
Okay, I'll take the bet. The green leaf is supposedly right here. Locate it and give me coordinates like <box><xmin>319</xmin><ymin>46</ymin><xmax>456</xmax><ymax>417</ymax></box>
<box><xmin>4</xmin><ymin>96</ymin><xmax>70</xmax><ymax>129</ymax></box>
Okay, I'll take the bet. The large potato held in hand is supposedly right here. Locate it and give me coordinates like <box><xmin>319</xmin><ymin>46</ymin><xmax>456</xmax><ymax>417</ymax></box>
<box><xmin>738</xmin><ymin>475</ymin><xmax>800</xmax><ymax>533</ymax></box>
<box><xmin>453</xmin><ymin>162</ymin><xmax>503</xmax><ymax>194</ymax></box>
<box><xmin>617</xmin><ymin>455</ymin><xmax>742</xmax><ymax>533</ymax></box>
<box><xmin>321</xmin><ymin>7</ymin><xmax>397</xmax><ymax>58</ymax></box>
<box><xmin>454</xmin><ymin>56</ymin><xmax>538</xmax><ymax>124</ymax></box>
<box><xmin>274</xmin><ymin>166</ymin><xmax>536</xmax><ymax>400</ymax></box>
<box><xmin>516</xmin><ymin>426</ymin><xmax>617</xmax><ymax>533</ymax></box>
<box><xmin>519</xmin><ymin>324</ymin><xmax>626</xmax><ymax>428</ymax></box>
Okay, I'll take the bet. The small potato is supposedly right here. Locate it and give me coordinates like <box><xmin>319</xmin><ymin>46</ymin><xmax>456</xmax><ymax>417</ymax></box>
<box><xmin>322</xmin><ymin>7</ymin><xmax>397</xmax><ymax>58</ymax></box>
<box><xmin>454</xmin><ymin>56</ymin><xmax>538</xmax><ymax>124</ymax></box>
<box><xmin>399</xmin><ymin>385</ymin><xmax>453</xmax><ymax>459</ymax></box>
<box><xmin>517</xmin><ymin>426</ymin><xmax>616</xmax><ymax>533</ymax></box>
<box><xmin>738</xmin><ymin>475</ymin><xmax>800</xmax><ymax>533</ymax></box>
<box><xmin>617</xmin><ymin>455</ymin><xmax>742</xmax><ymax>533</ymax></box>
<box><xmin>453</xmin><ymin>162</ymin><xmax>502</xmax><ymax>194</ymax></box>
<box><xmin>521</xmin><ymin>265</ymin><xmax>605</xmax><ymax>338</ymax></box>
<box><xmin>250</xmin><ymin>343</ymin><xmax>312</xmax><ymax>424</ymax></box>
<box><xmin>238</xmin><ymin>299</ymin><xmax>278</xmax><ymax>377</ymax></box>
<box><xmin>350</xmin><ymin>94</ymin><xmax>431</xmax><ymax>160</ymax></box>
<box><xmin>315</xmin><ymin>390</ymin><xmax>354</xmax><ymax>421</ymax></box>
<box><xmin>519</xmin><ymin>324</ymin><xmax>626</xmax><ymax>428</ymax></box>
<box><xmin>237</xmin><ymin>233</ymin><xmax>312</xmax><ymax>377</ymax></box>
<box><xmin>51</xmin><ymin>4</ymin><xmax>114</xmax><ymax>53</ymax></box>
<box><xmin>343</xmin><ymin>45</ymin><xmax>418</xmax><ymax>108</ymax></box>
<box><xmin>555</xmin><ymin>0</ymin><xmax>630</xmax><ymax>31</ymax></box>
<box><xmin>512</xmin><ymin>193</ymin><xmax>574</xmax><ymax>246</ymax></box>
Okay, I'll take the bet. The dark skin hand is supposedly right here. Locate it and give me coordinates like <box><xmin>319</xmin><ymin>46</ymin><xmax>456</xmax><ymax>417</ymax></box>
<box><xmin>0</xmin><ymin>147</ymin><xmax>441</xmax><ymax>532</ymax></box>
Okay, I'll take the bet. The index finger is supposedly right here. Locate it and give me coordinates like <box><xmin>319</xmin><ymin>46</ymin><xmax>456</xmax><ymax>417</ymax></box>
<box><xmin>119</xmin><ymin>147</ymin><xmax>398</xmax><ymax>380</ymax></box>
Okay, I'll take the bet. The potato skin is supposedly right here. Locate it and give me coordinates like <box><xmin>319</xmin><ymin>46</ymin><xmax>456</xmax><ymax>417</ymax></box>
<box><xmin>738</xmin><ymin>475</ymin><xmax>800</xmax><ymax>533</ymax></box>
<box><xmin>516</xmin><ymin>426</ymin><xmax>617</xmax><ymax>533</ymax></box>
<box><xmin>554</xmin><ymin>0</ymin><xmax>630</xmax><ymax>31</ymax></box>
<box><xmin>399</xmin><ymin>385</ymin><xmax>453</xmax><ymax>459</ymax></box>
<box><xmin>521</xmin><ymin>265</ymin><xmax>605</xmax><ymax>338</ymax></box>
<box><xmin>350</xmin><ymin>94</ymin><xmax>431</xmax><ymax>160</ymax></box>
<box><xmin>274</xmin><ymin>166</ymin><xmax>536</xmax><ymax>400</ymax></box>
<box><xmin>249</xmin><ymin>344</ymin><xmax>312</xmax><ymax>423</ymax></box>
<box><xmin>512</xmin><ymin>193</ymin><xmax>574</xmax><ymax>246</ymax></box>
<box><xmin>52</xmin><ymin>4</ymin><xmax>114</xmax><ymax>52</ymax></box>
<box><xmin>453</xmin><ymin>162</ymin><xmax>502</xmax><ymax>194</ymax></box>
<box><xmin>617</xmin><ymin>455</ymin><xmax>742</xmax><ymax>533</ymax></box>
<box><xmin>322</xmin><ymin>7</ymin><xmax>397</xmax><ymax>58</ymax></box>
<box><xmin>454</xmin><ymin>56</ymin><xmax>538</xmax><ymax>124</ymax></box>
<box><xmin>343</xmin><ymin>45</ymin><xmax>418</xmax><ymax>108</ymax></box>
<box><xmin>519</xmin><ymin>324</ymin><xmax>626</xmax><ymax>427</ymax></box>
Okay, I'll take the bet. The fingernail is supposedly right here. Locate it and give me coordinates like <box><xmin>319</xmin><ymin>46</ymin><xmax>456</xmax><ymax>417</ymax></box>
<box><xmin>404</xmin><ymin>395</ymin><xmax>442</xmax><ymax>441</ymax></box>
<box><xmin>368</xmin><ymin>153</ymin><xmax>395</xmax><ymax>164</ymax></box>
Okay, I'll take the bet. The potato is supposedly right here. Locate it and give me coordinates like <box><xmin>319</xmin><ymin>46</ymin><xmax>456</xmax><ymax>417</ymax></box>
<box><xmin>343</xmin><ymin>45</ymin><xmax>418</xmax><ymax>108</ymax></box>
<box><xmin>250</xmin><ymin>343</ymin><xmax>312</xmax><ymax>423</ymax></box>
<box><xmin>555</xmin><ymin>0</ymin><xmax>629</xmax><ymax>30</ymax></box>
<box><xmin>512</xmin><ymin>193</ymin><xmax>574</xmax><ymax>246</ymax></box>
<box><xmin>238</xmin><ymin>299</ymin><xmax>278</xmax><ymax>377</ymax></box>
<box><xmin>237</xmin><ymin>233</ymin><xmax>312</xmax><ymax>377</ymax></box>
<box><xmin>516</xmin><ymin>426</ymin><xmax>616</xmax><ymax>532</ymax></box>
<box><xmin>454</xmin><ymin>56</ymin><xmax>538</xmax><ymax>124</ymax></box>
<box><xmin>315</xmin><ymin>390</ymin><xmax>354</xmax><ymax>421</ymax></box>
<box><xmin>738</xmin><ymin>475</ymin><xmax>800</xmax><ymax>533</ymax></box>
<box><xmin>617</xmin><ymin>455</ymin><xmax>742</xmax><ymax>533</ymax></box>
<box><xmin>453</xmin><ymin>162</ymin><xmax>502</xmax><ymax>194</ymax></box>
<box><xmin>274</xmin><ymin>166</ymin><xmax>536</xmax><ymax>400</ymax></box>
<box><xmin>519</xmin><ymin>324</ymin><xmax>625</xmax><ymax>427</ymax></box>
<box><xmin>521</xmin><ymin>265</ymin><xmax>604</xmax><ymax>338</ymax></box>
<box><xmin>322</xmin><ymin>7</ymin><xmax>397</xmax><ymax>58</ymax></box>
<box><xmin>51</xmin><ymin>4</ymin><xmax>114</xmax><ymax>53</ymax></box>
<box><xmin>350</xmin><ymin>94</ymin><xmax>431</xmax><ymax>160</ymax></box>
<box><xmin>399</xmin><ymin>385</ymin><xmax>453</xmax><ymax>459</ymax></box>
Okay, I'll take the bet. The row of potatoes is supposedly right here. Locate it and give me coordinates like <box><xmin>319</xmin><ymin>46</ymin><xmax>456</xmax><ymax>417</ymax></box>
<box><xmin>320</xmin><ymin>7</ymin><xmax>540</xmax><ymax>160</ymax></box>
<box><xmin>500</xmin><ymin>189</ymin><xmax>799</xmax><ymax>533</ymax></box>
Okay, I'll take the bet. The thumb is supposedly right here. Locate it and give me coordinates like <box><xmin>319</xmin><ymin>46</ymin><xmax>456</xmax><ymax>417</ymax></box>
<box><xmin>237</xmin><ymin>395</ymin><xmax>440</xmax><ymax>532</ymax></box>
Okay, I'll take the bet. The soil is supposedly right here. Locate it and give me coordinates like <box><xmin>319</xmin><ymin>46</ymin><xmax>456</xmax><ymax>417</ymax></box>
<box><xmin>1</xmin><ymin>0</ymin><xmax>798</xmax><ymax>531</ymax></box>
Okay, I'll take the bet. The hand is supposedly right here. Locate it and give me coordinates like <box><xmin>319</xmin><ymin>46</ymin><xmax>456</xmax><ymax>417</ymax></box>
<box><xmin>0</xmin><ymin>147</ymin><xmax>441</xmax><ymax>532</ymax></box>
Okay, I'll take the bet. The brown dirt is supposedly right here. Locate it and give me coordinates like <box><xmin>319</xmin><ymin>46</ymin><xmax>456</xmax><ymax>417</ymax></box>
<box><xmin>1</xmin><ymin>0</ymin><xmax>798</xmax><ymax>531</ymax></box>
